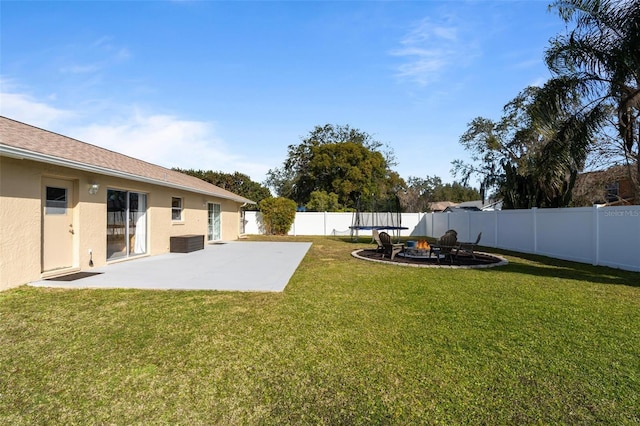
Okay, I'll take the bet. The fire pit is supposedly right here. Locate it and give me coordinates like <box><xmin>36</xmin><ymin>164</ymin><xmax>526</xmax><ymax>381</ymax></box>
<box><xmin>402</xmin><ymin>240</ymin><xmax>438</xmax><ymax>259</ymax></box>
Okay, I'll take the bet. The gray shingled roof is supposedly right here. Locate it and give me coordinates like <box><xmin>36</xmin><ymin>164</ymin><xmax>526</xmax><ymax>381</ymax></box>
<box><xmin>0</xmin><ymin>116</ymin><xmax>255</xmax><ymax>204</ymax></box>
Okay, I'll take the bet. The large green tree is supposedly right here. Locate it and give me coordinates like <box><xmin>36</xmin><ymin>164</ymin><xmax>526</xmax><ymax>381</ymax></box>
<box><xmin>265</xmin><ymin>124</ymin><xmax>403</xmax><ymax>209</ymax></box>
<box><xmin>543</xmin><ymin>0</ymin><xmax>640</xmax><ymax>201</ymax></box>
<box><xmin>174</xmin><ymin>169</ymin><xmax>271</xmax><ymax>210</ymax></box>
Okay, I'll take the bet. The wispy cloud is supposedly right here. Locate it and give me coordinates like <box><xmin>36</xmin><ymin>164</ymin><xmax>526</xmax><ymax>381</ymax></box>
<box><xmin>72</xmin><ymin>111</ymin><xmax>236</xmax><ymax>169</ymax></box>
<box><xmin>0</xmin><ymin>78</ymin><xmax>74</xmax><ymax>127</ymax></box>
<box><xmin>512</xmin><ymin>58</ymin><xmax>543</xmax><ymax>70</ymax></box>
<box><xmin>73</xmin><ymin>113</ymin><xmax>272</xmax><ymax>181</ymax></box>
<box><xmin>390</xmin><ymin>15</ymin><xmax>479</xmax><ymax>87</ymax></box>
<box><xmin>57</xmin><ymin>37</ymin><xmax>131</xmax><ymax>76</ymax></box>
<box><xmin>92</xmin><ymin>36</ymin><xmax>131</xmax><ymax>61</ymax></box>
<box><xmin>60</xmin><ymin>64</ymin><xmax>102</xmax><ymax>74</ymax></box>
<box><xmin>0</xmin><ymin>82</ymin><xmax>270</xmax><ymax>181</ymax></box>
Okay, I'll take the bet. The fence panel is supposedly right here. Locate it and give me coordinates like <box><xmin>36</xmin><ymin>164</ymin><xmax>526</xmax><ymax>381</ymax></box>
<box><xmin>420</xmin><ymin>214</ymin><xmax>432</xmax><ymax>237</ymax></box>
<box><xmin>468</xmin><ymin>211</ymin><xmax>497</xmax><ymax>248</ymax></box>
<box><xmin>448</xmin><ymin>213</ymin><xmax>472</xmax><ymax>242</ymax></box>
<box><xmin>432</xmin><ymin>213</ymin><xmax>452</xmax><ymax>239</ymax></box>
<box><xmin>496</xmin><ymin>210</ymin><xmax>535</xmax><ymax>253</ymax></box>
<box><xmin>536</xmin><ymin>207</ymin><xmax>594</xmax><ymax>264</ymax></box>
<box><xmin>244</xmin><ymin>211</ymin><xmax>261</xmax><ymax>235</ymax></box>
<box><xmin>597</xmin><ymin>207</ymin><xmax>640</xmax><ymax>271</ymax></box>
<box><xmin>290</xmin><ymin>212</ymin><xmax>325</xmax><ymax>235</ymax></box>
<box><xmin>401</xmin><ymin>213</ymin><xmax>423</xmax><ymax>237</ymax></box>
<box><xmin>325</xmin><ymin>213</ymin><xmax>354</xmax><ymax>236</ymax></box>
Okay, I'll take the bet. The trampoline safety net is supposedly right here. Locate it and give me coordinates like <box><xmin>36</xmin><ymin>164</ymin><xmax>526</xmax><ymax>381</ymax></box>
<box><xmin>350</xmin><ymin>195</ymin><xmax>406</xmax><ymax>241</ymax></box>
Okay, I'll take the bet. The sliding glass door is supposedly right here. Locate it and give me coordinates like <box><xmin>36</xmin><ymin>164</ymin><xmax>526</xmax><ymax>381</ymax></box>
<box><xmin>107</xmin><ymin>189</ymin><xmax>147</xmax><ymax>260</ymax></box>
<box><xmin>208</xmin><ymin>203</ymin><xmax>221</xmax><ymax>242</ymax></box>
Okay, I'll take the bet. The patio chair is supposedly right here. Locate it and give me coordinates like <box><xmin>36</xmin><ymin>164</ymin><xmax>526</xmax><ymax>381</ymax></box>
<box><xmin>430</xmin><ymin>229</ymin><xmax>460</xmax><ymax>264</ymax></box>
<box><xmin>378</xmin><ymin>231</ymin><xmax>404</xmax><ymax>260</ymax></box>
<box><xmin>457</xmin><ymin>232</ymin><xmax>482</xmax><ymax>259</ymax></box>
<box><xmin>372</xmin><ymin>229</ymin><xmax>385</xmax><ymax>253</ymax></box>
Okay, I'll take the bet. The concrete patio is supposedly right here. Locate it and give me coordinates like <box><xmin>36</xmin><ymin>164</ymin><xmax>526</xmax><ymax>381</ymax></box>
<box><xmin>29</xmin><ymin>241</ymin><xmax>312</xmax><ymax>292</ymax></box>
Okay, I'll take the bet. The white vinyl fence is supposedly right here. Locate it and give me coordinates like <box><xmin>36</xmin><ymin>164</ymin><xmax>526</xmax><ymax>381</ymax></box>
<box><xmin>244</xmin><ymin>206</ymin><xmax>640</xmax><ymax>272</ymax></box>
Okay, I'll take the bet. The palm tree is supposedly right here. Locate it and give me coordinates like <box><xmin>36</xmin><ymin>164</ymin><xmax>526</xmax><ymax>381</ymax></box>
<box><xmin>454</xmin><ymin>85</ymin><xmax>600</xmax><ymax>208</ymax></box>
<box><xmin>544</xmin><ymin>0</ymin><xmax>640</xmax><ymax>201</ymax></box>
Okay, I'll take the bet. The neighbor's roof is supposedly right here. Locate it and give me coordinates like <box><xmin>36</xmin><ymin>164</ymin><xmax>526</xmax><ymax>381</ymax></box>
<box><xmin>428</xmin><ymin>201</ymin><xmax>457</xmax><ymax>211</ymax></box>
<box><xmin>0</xmin><ymin>116</ymin><xmax>255</xmax><ymax>204</ymax></box>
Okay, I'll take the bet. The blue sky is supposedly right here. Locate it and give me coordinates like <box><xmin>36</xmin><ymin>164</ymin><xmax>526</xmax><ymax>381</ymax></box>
<box><xmin>1</xmin><ymin>1</ymin><xmax>566</xmax><ymax>189</ymax></box>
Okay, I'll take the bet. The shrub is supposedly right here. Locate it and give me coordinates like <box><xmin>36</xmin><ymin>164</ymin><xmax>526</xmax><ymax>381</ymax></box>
<box><xmin>259</xmin><ymin>197</ymin><xmax>297</xmax><ymax>235</ymax></box>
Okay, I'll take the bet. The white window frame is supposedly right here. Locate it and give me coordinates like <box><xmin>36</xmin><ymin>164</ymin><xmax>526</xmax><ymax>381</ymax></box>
<box><xmin>171</xmin><ymin>197</ymin><xmax>183</xmax><ymax>221</ymax></box>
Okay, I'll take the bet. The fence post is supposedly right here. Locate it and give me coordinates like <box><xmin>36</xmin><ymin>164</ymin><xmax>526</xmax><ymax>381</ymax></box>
<box><xmin>494</xmin><ymin>210</ymin><xmax>499</xmax><ymax>248</ymax></box>
<box><xmin>592</xmin><ymin>204</ymin><xmax>600</xmax><ymax>266</ymax></box>
<box><xmin>292</xmin><ymin>213</ymin><xmax>296</xmax><ymax>236</ymax></box>
<box><xmin>324</xmin><ymin>211</ymin><xmax>327</xmax><ymax>236</ymax></box>
<box><xmin>532</xmin><ymin>207</ymin><xmax>538</xmax><ymax>254</ymax></box>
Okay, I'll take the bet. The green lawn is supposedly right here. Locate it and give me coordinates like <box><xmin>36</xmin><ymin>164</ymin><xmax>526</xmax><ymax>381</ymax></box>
<box><xmin>1</xmin><ymin>236</ymin><xmax>639</xmax><ymax>425</ymax></box>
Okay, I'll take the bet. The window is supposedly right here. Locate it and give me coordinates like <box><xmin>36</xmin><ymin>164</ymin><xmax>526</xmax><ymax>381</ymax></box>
<box><xmin>171</xmin><ymin>197</ymin><xmax>183</xmax><ymax>221</ymax></box>
<box><xmin>605</xmin><ymin>182</ymin><xmax>619</xmax><ymax>202</ymax></box>
<box><xmin>45</xmin><ymin>186</ymin><xmax>67</xmax><ymax>215</ymax></box>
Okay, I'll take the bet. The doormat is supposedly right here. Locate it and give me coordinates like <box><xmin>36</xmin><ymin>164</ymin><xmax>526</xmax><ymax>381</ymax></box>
<box><xmin>46</xmin><ymin>272</ymin><xmax>103</xmax><ymax>281</ymax></box>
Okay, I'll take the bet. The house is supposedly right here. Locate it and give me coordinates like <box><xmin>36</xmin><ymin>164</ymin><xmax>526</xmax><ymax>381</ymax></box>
<box><xmin>573</xmin><ymin>164</ymin><xmax>638</xmax><ymax>206</ymax></box>
<box><xmin>0</xmin><ymin>116</ymin><xmax>254</xmax><ymax>291</ymax></box>
<box><xmin>443</xmin><ymin>200</ymin><xmax>483</xmax><ymax>212</ymax></box>
<box><xmin>428</xmin><ymin>201</ymin><xmax>457</xmax><ymax>212</ymax></box>
<box><xmin>430</xmin><ymin>200</ymin><xmax>500</xmax><ymax>213</ymax></box>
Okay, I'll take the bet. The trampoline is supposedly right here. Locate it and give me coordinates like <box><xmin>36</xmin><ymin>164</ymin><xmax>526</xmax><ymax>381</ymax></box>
<box><xmin>350</xmin><ymin>195</ymin><xmax>407</xmax><ymax>241</ymax></box>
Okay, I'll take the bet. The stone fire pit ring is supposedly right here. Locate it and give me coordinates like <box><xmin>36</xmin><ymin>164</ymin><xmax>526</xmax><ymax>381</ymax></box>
<box><xmin>351</xmin><ymin>249</ymin><xmax>508</xmax><ymax>269</ymax></box>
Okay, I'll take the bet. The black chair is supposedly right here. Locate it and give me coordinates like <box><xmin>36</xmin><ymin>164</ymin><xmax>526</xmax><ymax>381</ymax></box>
<box><xmin>430</xmin><ymin>229</ymin><xmax>460</xmax><ymax>264</ymax></box>
<box><xmin>458</xmin><ymin>232</ymin><xmax>482</xmax><ymax>259</ymax></box>
<box><xmin>378</xmin><ymin>231</ymin><xmax>404</xmax><ymax>260</ymax></box>
<box><xmin>372</xmin><ymin>229</ymin><xmax>385</xmax><ymax>253</ymax></box>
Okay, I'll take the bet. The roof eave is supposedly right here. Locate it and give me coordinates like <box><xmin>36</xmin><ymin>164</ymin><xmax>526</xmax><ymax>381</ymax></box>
<box><xmin>0</xmin><ymin>144</ymin><xmax>256</xmax><ymax>204</ymax></box>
